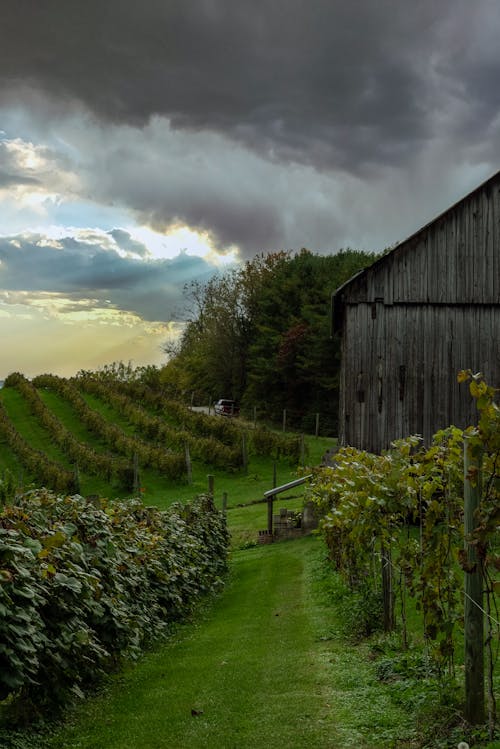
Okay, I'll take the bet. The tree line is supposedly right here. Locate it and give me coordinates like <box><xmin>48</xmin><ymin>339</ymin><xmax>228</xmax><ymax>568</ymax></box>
<box><xmin>161</xmin><ymin>248</ymin><xmax>376</xmax><ymax>434</ymax></box>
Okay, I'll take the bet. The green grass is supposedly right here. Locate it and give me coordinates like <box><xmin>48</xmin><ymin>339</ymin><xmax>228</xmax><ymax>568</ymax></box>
<box><xmin>33</xmin><ymin>536</ymin><xmax>417</xmax><ymax>749</ymax></box>
<box><xmin>3</xmin><ymin>382</ymin><xmax>497</xmax><ymax>746</ymax></box>
<box><xmin>226</xmin><ymin>494</ymin><xmax>305</xmax><ymax>548</ymax></box>
<box><xmin>79</xmin><ymin>391</ymin><xmax>139</xmax><ymax>436</ymax></box>
<box><xmin>0</xmin><ymin>389</ymin><xmax>72</xmax><ymax>468</ymax></box>
<box><xmin>1</xmin><ymin>379</ymin><xmax>336</xmax><ymax>510</ymax></box>
<box><xmin>0</xmin><ymin>388</ymin><xmax>120</xmax><ymax>498</ymax></box>
<box><xmin>0</xmin><ymin>437</ymin><xmax>25</xmax><ymax>481</ymax></box>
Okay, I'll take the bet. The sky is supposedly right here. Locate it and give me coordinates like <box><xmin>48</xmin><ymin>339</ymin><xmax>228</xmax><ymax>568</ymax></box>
<box><xmin>1</xmin><ymin>0</ymin><xmax>499</xmax><ymax>378</ymax></box>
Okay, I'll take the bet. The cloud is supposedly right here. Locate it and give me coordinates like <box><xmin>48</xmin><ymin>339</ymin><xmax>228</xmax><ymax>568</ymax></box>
<box><xmin>0</xmin><ymin>2</ymin><xmax>498</xmax><ymax>262</ymax></box>
<box><xmin>0</xmin><ymin>231</ymin><xmax>217</xmax><ymax>322</ymax></box>
<box><xmin>0</xmin><ymin>137</ymin><xmax>78</xmax><ymax>193</ymax></box>
<box><xmin>0</xmin><ymin>1</ymin><xmax>499</xmax><ymax>379</ymax></box>
<box><xmin>1</xmin><ymin>1</ymin><xmax>499</xmax><ymax>175</ymax></box>
<box><xmin>108</xmin><ymin>229</ymin><xmax>149</xmax><ymax>258</ymax></box>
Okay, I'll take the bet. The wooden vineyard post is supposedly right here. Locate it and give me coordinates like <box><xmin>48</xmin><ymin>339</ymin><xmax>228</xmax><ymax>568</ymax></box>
<box><xmin>133</xmin><ymin>452</ymin><xmax>140</xmax><ymax>495</ymax></box>
<box><xmin>315</xmin><ymin>413</ymin><xmax>320</xmax><ymax>437</ymax></box>
<box><xmin>268</xmin><ymin>462</ymin><xmax>277</xmax><ymax>537</ymax></box>
<box><xmin>282</xmin><ymin>409</ymin><xmax>287</xmax><ymax>432</ymax></box>
<box><xmin>185</xmin><ymin>443</ymin><xmax>192</xmax><ymax>485</ymax></box>
<box><xmin>463</xmin><ymin>436</ymin><xmax>485</xmax><ymax>725</ymax></box>
<box><xmin>242</xmin><ymin>433</ymin><xmax>248</xmax><ymax>473</ymax></box>
<box><xmin>73</xmin><ymin>461</ymin><xmax>80</xmax><ymax>494</ymax></box>
<box><xmin>267</xmin><ymin>493</ymin><xmax>274</xmax><ymax>536</ymax></box>
<box><xmin>381</xmin><ymin>541</ymin><xmax>395</xmax><ymax>632</ymax></box>
<box><xmin>207</xmin><ymin>474</ymin><xmax>215</xmax><ymax>496</ymax></box>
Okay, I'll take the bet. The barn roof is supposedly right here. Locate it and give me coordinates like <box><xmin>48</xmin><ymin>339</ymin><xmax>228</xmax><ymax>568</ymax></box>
<box><xmin>332</xmin><ymin>168</ymin><xmax>500</xmax><ymax>332</ymax></box>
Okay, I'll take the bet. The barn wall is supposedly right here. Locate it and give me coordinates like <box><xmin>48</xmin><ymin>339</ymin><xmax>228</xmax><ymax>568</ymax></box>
<box><xmin>335</xmin><ymin>173</ymin><xmax>500</xmax><ymax>453</ymax></box>
<box><xmin>340</xmin><ymin>177</ymin><xmax>500</xmax><ymax>307</ymax></box>
<box><xmin>338</xmin><ymin>303</ymin><xmax>500</xmax><ymax>452</ymax></box>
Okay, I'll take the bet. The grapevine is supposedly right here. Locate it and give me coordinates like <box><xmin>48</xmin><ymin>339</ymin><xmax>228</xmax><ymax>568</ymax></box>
<box><xmin>309</xmin><ymin>376</ymin><xmax>499</xmax><ymax>690</ymax></box>
<box><xmin>33</xmin><ymin>374</ymin><xmax>186</xmax><ymax>480</ymax></box>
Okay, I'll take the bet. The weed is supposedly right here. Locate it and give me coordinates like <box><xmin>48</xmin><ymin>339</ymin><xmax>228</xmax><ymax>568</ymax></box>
<box><xmin>338</xmin><ymin>580</ymin><xmax>385</xmax><ymax>641</ymax></box>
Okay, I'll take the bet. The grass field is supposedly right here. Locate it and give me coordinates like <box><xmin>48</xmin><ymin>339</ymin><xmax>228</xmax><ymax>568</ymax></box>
<box><xmin>34</xmin><ymin>537</ymin><xmax>420</xmax><ymax>749</ymax></box>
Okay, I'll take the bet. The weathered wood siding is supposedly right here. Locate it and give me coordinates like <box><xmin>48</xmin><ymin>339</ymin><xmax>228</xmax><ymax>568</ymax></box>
<box><xmin>335</xmin><ymin>172</ymin><xmax>500</xmax><ymax>452</ymax></box>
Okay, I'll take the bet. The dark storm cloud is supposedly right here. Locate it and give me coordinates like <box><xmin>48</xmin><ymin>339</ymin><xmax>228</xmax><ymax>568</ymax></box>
<box><xmin>107</xmin><ymin>230</ymin><xmax>149</xmax><ymax>258</ymax></box>
<box><xmin>2</xmin><ymin>1</ymin><xmax>498</xmax><ymax>173</ymax></box>
<box><xmin>0</xmin><ymin>234</ymin><xmax>215</xmax><ymax>321</ymax></box>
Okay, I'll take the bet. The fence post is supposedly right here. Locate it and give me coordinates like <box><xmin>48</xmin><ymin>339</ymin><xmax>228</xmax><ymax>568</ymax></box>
<box><xmin>463</xmin><ymin>437</ymin><xmax>484</xmax><ymax>725</ymax></box>
<box><xmin>133</xmin><ymin>452</ymin><xmax>140</xmax><ymax>494</ymax></box>
<box><xmin>315</xmin><ymin>412</ymin><xmax>320</xmax><ymax>437</ymax></box>
<box><xmin>242</xmin><ymin>433</ymin><xmax>248</xmax><ymax>473</ymax></box>
<box><xmin>268</xmin><ymin>462</ymin><xmax>277</xmax><ymax>537</ymax></box>
<box><xmin>73</xmin><ymin>461</ymin><xmax>80</xmax><ymax>494</ymax></box>
<box><xmin>381</xmin><ymin>541</ymin><xmax>395</xmax><ymax>632</ymax></box>
<box><xmin>185</xmin><ymin>443</ymin><xmax>192</xmax><ymax>485</ymax></box>
<box><xmin>267</xmin><ymin>493</ymin><xmax>274</xmax><ymax>536</ymax></box>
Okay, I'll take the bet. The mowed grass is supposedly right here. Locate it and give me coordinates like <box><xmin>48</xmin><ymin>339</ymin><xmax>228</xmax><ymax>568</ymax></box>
<box><xmin>0</xmin><ymin>388</ymin><xmax>72</xmax><ymax>467</ymax></box>
<box><xmin>1</xmin><ymin>384</ymin><xmax>496</xmax><ymax>748</ymax></box>
<box><xmin>1</xmin><ymin>379</ymin><xmax>336</xmax><ymax>511</ymax></box>
<box><xmin>40</xmin><ymin>536</ymin><xmax>415</xmax><ymax>749</ymax></box>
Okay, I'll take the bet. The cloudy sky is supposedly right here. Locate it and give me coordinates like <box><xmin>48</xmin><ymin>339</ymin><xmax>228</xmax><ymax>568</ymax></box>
<box><xmin>1</xmin><ymin>1</ymin><xmax>499</xmax><ymax>378</ymax></box>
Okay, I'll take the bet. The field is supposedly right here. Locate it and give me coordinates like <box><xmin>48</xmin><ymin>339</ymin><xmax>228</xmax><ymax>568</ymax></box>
<box><xmin>0</xmin><ymin>373</ymin><xmax>498</xmax><ymax>748</ymax></box>
<box><xmin>0</xmin><ymin>372</ymin><xmax>333</xmax><ymax>522</ymax></box>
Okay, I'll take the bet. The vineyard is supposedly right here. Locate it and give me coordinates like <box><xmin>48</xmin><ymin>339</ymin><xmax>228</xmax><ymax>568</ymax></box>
<box><xmin>0</xmin><ymin>370</ymin><xmax>303</xmax><ymax>505</ymax></box>
<box><xmin>0</xmin><ymin>369</ymin><xmax>499</xmax><ymax>747</ymax></box>
<box><xmin>307</xmin><ymin>371</ymin><xmax>500</xmax><ymax>741</ymax></box>
<box><xmin>0</xmin><ymin>368</ymin><xmax>310</xmax><ymax>734</ymax></box>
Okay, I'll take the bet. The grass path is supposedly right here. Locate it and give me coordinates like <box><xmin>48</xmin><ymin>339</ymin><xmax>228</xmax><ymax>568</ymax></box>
<box><xmin>42</xmin><ymin>536</ymin><xmax>413</xmax><ymax>749</ymax></box>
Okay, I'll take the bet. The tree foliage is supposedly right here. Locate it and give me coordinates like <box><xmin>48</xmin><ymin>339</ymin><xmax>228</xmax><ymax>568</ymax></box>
<box><xmin>162</xmin><ymin>248</ymin><xmax>374</xmax><ymax>432</ymax></box>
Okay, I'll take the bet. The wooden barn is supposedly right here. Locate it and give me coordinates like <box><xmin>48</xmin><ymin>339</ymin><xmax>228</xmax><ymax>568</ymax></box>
<box><xmin>332</xmin><ymin>170</ymin><xmax>500</xmax><ymax>453</ymax></box>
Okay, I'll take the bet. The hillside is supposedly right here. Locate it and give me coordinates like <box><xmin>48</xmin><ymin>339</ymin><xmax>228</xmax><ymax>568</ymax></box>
<box><xmin>0</xmin><ymin>371</ymin><xmax>329</xmax><ymax>511</ymax></box>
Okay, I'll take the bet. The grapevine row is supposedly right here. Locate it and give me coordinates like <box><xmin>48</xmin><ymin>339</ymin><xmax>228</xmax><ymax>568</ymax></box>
<box><xmin>0</xmin><ymin>397</ymin><xmax>76</xmax><ymax>493</ymax></box>
<box><xmin>309</xmin><ymin>372</ymin><xmax>499</xmax><ymax>674</ymax></box>
<box><xmin>33</xmin><ymin>374</ymin><xmax>186</xmax><ymax>480</ymax></box>
<box><xmin>4</xmin><ymin>372</ymin><xmax>121</xmax><ymax>482</ymax></box>
<box><xmin>78</xmin><ymin>375</ymin><xmax>302</xmax><ymax>462</ymax></box>
<box><xmin>73</xmin><ymin>376</ymin><xmax>244</xmax><ymax>468</ymax></box>
<box><xmin>0</xmin><ymin>490</ymin><xmax>229</xmax><ymax>716</ymax></box>
<box><xmin>82</xmin><ymin>375</ymin><xmax>241</xmax><ymax>443</ymax></box>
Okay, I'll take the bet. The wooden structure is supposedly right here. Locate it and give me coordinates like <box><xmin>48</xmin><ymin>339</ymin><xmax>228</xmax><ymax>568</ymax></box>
<box><xmin>257</xmin><ymin>475</ymin><xmax>315</xmax><ymax>543</ymax></box>
<box><xmin>332</xmin><ymin>171</ymin><xmax>500</xmax><ymax>453</ymax></box>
